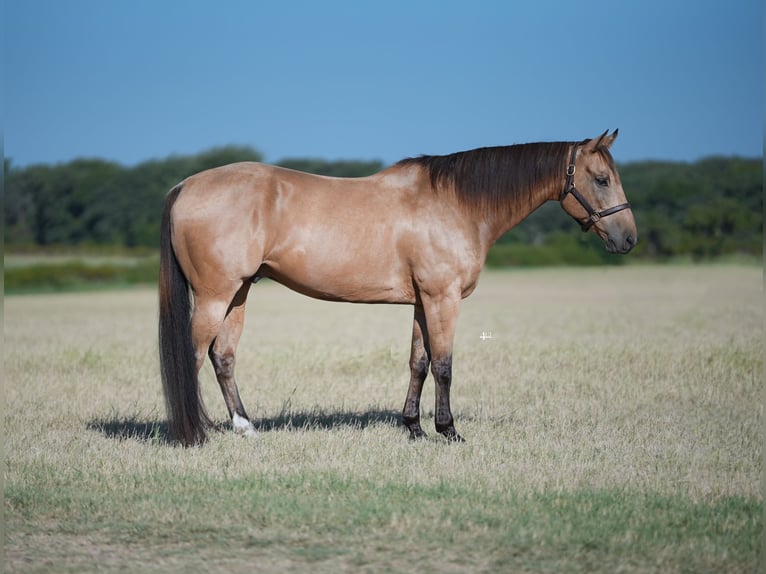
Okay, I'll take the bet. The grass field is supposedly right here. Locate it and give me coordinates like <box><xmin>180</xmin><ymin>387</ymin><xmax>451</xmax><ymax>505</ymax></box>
<box><xmin>4</xmin><ymin>252</ymin><xmax>159</xmax><ymax>294</ymax></box>
<box><xmin>4</xmin><ymin>265</ymin><xmax>763</xmax><ymax>573</ymax></box>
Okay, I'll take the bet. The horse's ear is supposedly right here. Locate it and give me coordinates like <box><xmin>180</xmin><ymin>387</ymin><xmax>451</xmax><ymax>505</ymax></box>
<box><xmin>583</xmin><ymin>129</ymin><xmax>617</xmax><ymax>152</ymax></box>
<box><xmin>602</xmin><ymin>129</ymin><xmax>618</xmax><ymax>149</ymax></box>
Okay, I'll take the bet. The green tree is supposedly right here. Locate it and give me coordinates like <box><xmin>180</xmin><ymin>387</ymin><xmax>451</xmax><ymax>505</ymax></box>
<box><xmin>4</xmin><ymin>149</ymin><xmax>762</xmax><ymax>261</ymax></box>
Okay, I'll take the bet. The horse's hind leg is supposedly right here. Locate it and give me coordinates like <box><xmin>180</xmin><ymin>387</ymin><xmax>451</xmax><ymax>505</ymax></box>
<box><xmin>190</xmin><ymin>282</ymin><xmax>255</xmax><ymax>438</ymax></box>
<box><xmin>208</xmin><ymin>282</ymin><xmax>257</xmax><ymax>438</ymax></box>
<box><xmin>402</xmin><ymin>306</ymin><xmax>430</xmax><ymax>440</ymax></box>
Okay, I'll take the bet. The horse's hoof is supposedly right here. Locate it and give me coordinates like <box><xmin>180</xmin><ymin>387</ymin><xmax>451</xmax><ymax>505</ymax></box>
<box><xmin>408</xmin><ymin>428</ymin><xmax>428</xmax><ymax>441</ymax></box>
<box><xmin>233</xmin><ymin>414</ymin><xmax>258</xmax><ymax>439</ymax></box>
<box><xmin>439</xmin><ymin>428</ymin><xmax>465</xmax><ymax>443</ymax></box>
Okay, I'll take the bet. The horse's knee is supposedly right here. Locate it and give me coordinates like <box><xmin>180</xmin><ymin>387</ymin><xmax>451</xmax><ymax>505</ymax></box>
<box><xmin>410</xmin><ymin>353</ymin><xmax>429</xmax><ymax>381</ymax></box>
<box><xmin>431</xmin><ymin>355</ymin><xmax>452</xmax><ymax>386</ymax></box>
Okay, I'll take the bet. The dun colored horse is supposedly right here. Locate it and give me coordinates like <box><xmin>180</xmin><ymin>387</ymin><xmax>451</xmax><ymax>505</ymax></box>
<box><xmin>159</xmin><ymin>130</ymin><xmax>636</xmax><ymax>446</ymax></box>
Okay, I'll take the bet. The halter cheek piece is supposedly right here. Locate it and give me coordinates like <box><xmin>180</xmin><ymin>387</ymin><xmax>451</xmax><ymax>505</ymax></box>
<box><xmin>559</xmin><ymin>144</ymin><xmax>631</xmax><ymax>232</ymax></box>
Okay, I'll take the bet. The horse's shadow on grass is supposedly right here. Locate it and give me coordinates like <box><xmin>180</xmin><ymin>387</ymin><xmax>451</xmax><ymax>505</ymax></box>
<box><xmin>87</xmin><ymin>408</ymin><xmax>403</xmax><ymax>444</ymax></box>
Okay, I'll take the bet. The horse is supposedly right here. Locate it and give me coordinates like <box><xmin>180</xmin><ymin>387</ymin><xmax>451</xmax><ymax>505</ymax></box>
<box><xmin>158</xmin><ymin>129</ymin><xmax>637</xmax><ymax>446</ymax></box>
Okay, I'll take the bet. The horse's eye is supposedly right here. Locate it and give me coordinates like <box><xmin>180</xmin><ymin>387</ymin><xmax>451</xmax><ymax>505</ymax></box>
<box><xmin>595</xmin><ymin>176</ymin><xmax>609</xmax><ymax>187</ymax></box>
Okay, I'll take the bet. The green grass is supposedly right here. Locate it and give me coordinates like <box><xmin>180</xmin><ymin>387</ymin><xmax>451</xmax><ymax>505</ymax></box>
<box><xmin>7</xmin><ymin>472</ymin><xmax>758</xmax><ymax>572</ymax></box>
<box><xmin>4</xmin><ymin>266</ymin><xmax>762</xmax><ymax>573</ymax></box>
<box><xmin>4</xmin><ymin>252</ymin><xmax>159</xmax><ymax>294</ymax></box>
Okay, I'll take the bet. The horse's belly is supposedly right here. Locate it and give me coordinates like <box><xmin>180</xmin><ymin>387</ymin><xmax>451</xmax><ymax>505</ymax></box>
<box><xmin>261</xmin><ymin>248</ymin><xmax>415</xmax><ymax>305</ymax></box>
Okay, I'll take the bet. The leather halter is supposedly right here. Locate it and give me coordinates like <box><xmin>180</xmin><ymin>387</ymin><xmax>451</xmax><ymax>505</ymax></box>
<box><xmin>560</xmin><ymin>144</ymin><xmax>631</xmax><ymax>232</ymax></box>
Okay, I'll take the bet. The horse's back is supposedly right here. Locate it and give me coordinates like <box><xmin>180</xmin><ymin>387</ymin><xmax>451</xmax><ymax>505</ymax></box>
<box><xmin>168</xmin><ymin>162</ymin><xmax>426</xmax><ymax>302</ymax></box>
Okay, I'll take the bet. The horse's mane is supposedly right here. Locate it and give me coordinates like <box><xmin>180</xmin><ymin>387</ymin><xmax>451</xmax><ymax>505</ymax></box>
<box><xmin>396</xmin><ymin>142</ymin><xmax>576</xmax><ymax>216</ymax></box>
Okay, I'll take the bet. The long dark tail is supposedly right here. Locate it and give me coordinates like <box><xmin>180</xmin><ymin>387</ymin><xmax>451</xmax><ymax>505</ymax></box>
<box><xmin>158</xmin><ymin>182</ymin><xmax>210</xmax><ymax>446</ymax></box>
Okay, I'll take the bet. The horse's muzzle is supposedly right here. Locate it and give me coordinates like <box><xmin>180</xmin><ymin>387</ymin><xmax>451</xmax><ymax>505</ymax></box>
<box><xmin>606</xmin><ymin>232</ymin><xmax>637</xmax><ymax>254</ymax></box>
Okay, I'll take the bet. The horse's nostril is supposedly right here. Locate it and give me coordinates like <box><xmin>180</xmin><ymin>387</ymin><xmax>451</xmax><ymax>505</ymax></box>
<box><xmin>625</xmin><ymin>234</ymin><xmax>636</xmax><ymax>251</ymax></box>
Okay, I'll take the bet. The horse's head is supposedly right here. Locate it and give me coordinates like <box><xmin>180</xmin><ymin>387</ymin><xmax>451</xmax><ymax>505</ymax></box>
<box><xmin>560</xmin><ymin>130</ymin><xmax>637</xmax><ymax>254</ymax></box>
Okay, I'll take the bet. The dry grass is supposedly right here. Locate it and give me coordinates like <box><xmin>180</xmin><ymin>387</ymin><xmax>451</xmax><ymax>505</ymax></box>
<box><xmin>4</xmin><ymin>265</ymin><xmax>763</xmax><ymax>573</ymax></box>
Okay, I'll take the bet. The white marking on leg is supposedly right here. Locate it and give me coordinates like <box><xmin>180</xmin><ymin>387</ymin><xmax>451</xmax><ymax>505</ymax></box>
<box><xmin>232</xmin><ymin>413</ymin><xmax>258</xmax><ymax>438</ymax></box>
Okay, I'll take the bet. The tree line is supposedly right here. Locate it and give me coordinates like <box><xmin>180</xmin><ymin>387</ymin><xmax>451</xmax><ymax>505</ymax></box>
<box><xmin>4</xmin><ymin>146</ymin><xmax>762</xmax><ymax>264</ymax></box>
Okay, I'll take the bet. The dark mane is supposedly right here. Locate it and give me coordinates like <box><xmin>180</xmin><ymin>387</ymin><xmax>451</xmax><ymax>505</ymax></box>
<box><xmin>396</xmin><ymin>142</ymin><xmax>573</xmax><ymax>215</ymax></box>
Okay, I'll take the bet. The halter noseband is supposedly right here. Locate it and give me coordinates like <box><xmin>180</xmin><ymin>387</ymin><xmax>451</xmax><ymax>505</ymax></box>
<box><xmin>560</xmin><ymin>144</ymin><xmax>631</xmax><ymax>232</ymax></box>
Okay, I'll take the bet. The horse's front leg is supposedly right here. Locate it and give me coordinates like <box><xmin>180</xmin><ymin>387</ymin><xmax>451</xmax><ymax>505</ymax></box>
<box><xmin>403</xmin><ymin>307</ymin><xmax>429</xmax><ymax>440</ymax></box>
<box><xmin>421</xmin><ymin>290</ymin><xmax>464</xmax><ymax>443</ymax></box>
<box><xmin>431</xmin><ymin>354</ymin><xmax>463</xmax><ymax>442</ymax></box>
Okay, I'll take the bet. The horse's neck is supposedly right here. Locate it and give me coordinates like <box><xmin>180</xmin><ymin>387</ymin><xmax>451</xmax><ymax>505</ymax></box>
<box><xmin>481</xmin><ymin>176</ymin><xmax>560</xmax><ymax>246</ymax></box>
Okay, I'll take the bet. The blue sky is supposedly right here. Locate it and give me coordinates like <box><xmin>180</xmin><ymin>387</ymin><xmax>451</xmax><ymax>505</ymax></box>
<box><xmin>3</xmin><ymin>0</ymin><xmax>763</xmax><ymax>168</ymax></box>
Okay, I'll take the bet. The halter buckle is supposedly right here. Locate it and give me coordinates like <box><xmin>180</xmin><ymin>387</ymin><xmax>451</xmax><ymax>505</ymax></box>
<box><xmin>566</xmin><ymin>164</ymin><xmax>576</xmax><ymax>177</ymax></box>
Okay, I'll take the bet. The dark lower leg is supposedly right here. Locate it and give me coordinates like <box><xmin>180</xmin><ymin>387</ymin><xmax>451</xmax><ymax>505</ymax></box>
<box><xmin>402</xmin><ymin>308</ymin><xmax>429</xmax><ymax>439</ymax></box>
<box><xmin>209</xmin><ymin>348</ymin><xmax>256</xmax><ymax>437</ymax></box>
<box><xmin>208</xmin><ymin>351</ymin><xmax>249</xmax><ymax>420</ymax></box>
<box><xmin>403</xmin><ymin>353</ymin><xmax>429</xmax><ymax>439</ymax></box>
<box><xmin>432</xmin><ymin>355</ymin><xmax>463</xmax><ymax>442</ymax></box>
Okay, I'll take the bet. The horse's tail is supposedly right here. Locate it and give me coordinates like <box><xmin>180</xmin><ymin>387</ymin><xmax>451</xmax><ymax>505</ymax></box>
<box><xmin>158</xmin><ymin>182</ymin><xmax>210</xmax><ymax>446</ymax></box>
